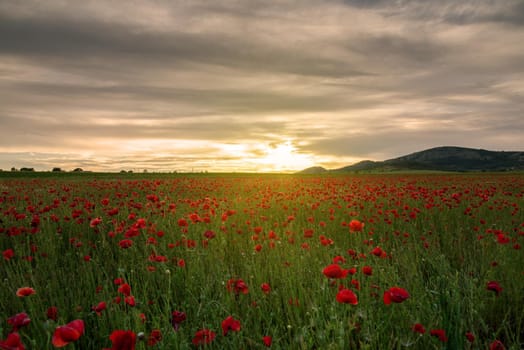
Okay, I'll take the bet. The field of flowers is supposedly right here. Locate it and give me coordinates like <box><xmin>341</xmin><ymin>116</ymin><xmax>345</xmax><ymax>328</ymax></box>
<box><xmin>1</xmin><ymin>172</ymin><xmax>523</xmax><ymax>349</ymax></box>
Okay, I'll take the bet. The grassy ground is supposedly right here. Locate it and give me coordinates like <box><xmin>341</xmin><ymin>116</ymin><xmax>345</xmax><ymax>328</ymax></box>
<box><xmin>1</xmin><ymin>173</ymin><xmax>523</xmax><ymax>349</ymax></box>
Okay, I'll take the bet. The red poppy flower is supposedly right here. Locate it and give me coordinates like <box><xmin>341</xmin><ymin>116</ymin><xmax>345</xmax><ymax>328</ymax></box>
<box><xmin>383</xmin><ymin>287</ymin><xmax>410</xmax><ymax>305</ymax></box>
<box><xmin>486</xmin><ymin>281</ymin><xmax>502</xmax><ymax>296</ymax></box>
<box><xmin>89</xmin><ymin>217</ymin><xmax>102</xmax><ymax>228</ymax></box>
<box><xmin>263</xmin><ymin>335</ymin><xmax>272</xmax><ymax>347</ymax></box>
<box><xmin>107</xmin><ymin>208</ymin><xmax>119</xmax><ymax>216</ymax></box>
<box><xmin>430</xmin><ymin>329</ymin><xmax>448</xmax><ymax>342</ymax></box>
<box><xmin>16</xmin><ymin>287</ymin><xmax>35</xmax><ymax>297</ymax></box>
<box><xmin>30</xmin><ymin>214</ymin><xmax>40</xmax><ymax>228</ymax></box>
<box><xmin>261</xmin><ymin>283</ymin><xmax>271</xmax><ymax>294</ymax></box>
<box><xmin>204</xmin><ymin>230</ymin><xmax>216</xmax><ymax>239</ymax></box>
<box><xmin>320</xmin><ymin>235</ymin><xmax>333</xmax><ymax>246</ymax></box>
<box><xmin>92</xmin><ymin>301</ymin><xmax>107</xmax><ymax>316</ymax></box>
<box><xmin>7</xmin><ymin>312</ymin><xmax>31</xmax><ymax>331</ymax></box>
<box><xmin>490</xmin><ymin>340</ymin><xmax>505</xmax><ymax>350</ymax></box>
<box><xmin>332</xmin><ymin>255</ymin><xmax>346</xmax><ymax>264</ymax></box>
<box><xmin>226</xmin><ymin>278</ymin><xmax>249</xmax><ymax>295</ymax></box>
<box><xmin>322</xmin><ymin>264</ymin><xmax>349</xmax><ymax>279</ymax></box>
<box><xmin>47</xmin><ymin>306</ymin><xmax>58</xmax><ymax>321</ymax></box>
<box><xmin>362</xmin><ymin>266</ymin><xmax>373</xmax><ymax>276</ymax></box>
<box><xmin>351</xmin><ymin>279</ymin><xmax>360</xmax><ymax>290</ymax></box>
<box><xmin>52</xmin><ymin>319</ymin><xmax>85</xmax><ymax>347</ymax></box>
<box><xmin>222</xmin><ymin>316</ymin><xmax>241</xmax><ymax>336</ymax></box>
<box><xmin>192</xmin><ymin>329</ymin><xmax>216</xmax><ymax>346</ymax></box>
<box><xmin>3</xmin><ymin>248</ymin><xmax>14</xmax><ymax>261</ymax></box>
<box><xmin>336</xmin><ymin>288</ymin><xmax>358</xmax><ymax>305</ymax></box>
<box><xmin>117</xmin><ymin>283</ymin><xmax>131</xmax><ymax>296</ymax></box>
<box><xmin>496</xmin><ymin>233</ymin><xmax>510</xmax><ymax>244</ymax></box>
<box><xmin>135</xmin><ymin>218</ymin><xmax>146</xmax><ymax>228</ymax></box>
<box><xmin>0</xmin><ymin>332</ymin><xmax>25</xmax><ymax>350</ymax></box>
<box><xmin>124</xmin><ymin>296</ymin><xmax>135</xmax><ymax>307</ymax></box>
<box><xmin>349</xmin><ymin>219</ymin><xmax>364</xmax><ymax>232</ymax></box>
<box><xmin>118</xmin><ymin>239</ymin><xmax>133</xmax><ymax>249</ymax></box>
<box><xmin>371</xmin><ymin>246</ymin><xmax>387</xmax><ymax>258</ymax></box>
<box><xmin>171</xmin><ymin>310</ymin><xmax>186</xmax><ymax>331</ymax></box>
<box><xmin>412</xmin><ymin>323</ymin><xmax>426</xmax><ymax>334</ymax></box>
<box><xmin>465</xmin><ymin>332</ymin><xmax>475</xmax><ymax>343</ymax></box>
<box><xmin>108</xmin><ymin>330</ymin><xmax>136</xmax><ymax>350</ymax></box>
<box><xmin>147</xmin><ymin>329</ymin><xmax>162</xmax><ymax>346</ymax></box>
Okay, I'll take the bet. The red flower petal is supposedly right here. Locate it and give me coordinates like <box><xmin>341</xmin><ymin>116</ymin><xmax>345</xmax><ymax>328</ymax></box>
<box><xmin>109</xmin><ymin>330</ymin><xmax>136</xmax><ymax>350</ymax></box>
<box><xmin>336</xmin><ymin>288</ymin><xmax>358</xmax><ymax>305</ymax></box>
<box><xmin>52</xmin><ymin>320</ymin><xmax>84</xmax><ymax>347</ymax></box>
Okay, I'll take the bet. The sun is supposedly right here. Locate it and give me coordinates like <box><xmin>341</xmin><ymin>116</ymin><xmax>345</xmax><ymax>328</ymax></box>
<box><xmin>255</xmin><ymin>141</ymin><xmax>314</xmax><ymax>172</ymax></box>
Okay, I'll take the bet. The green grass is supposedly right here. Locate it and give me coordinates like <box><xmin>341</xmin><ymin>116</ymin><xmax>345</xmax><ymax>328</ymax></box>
<box><xmin>1</xmin><ymin>173</ymin><xmax>523</xmax><ymax>349</ymax></box>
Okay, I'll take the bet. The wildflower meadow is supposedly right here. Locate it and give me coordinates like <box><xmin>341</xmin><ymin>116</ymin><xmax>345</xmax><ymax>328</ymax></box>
<box><xmin>1</xmin><ymin>172</ymin><xmax>523</xmax><ymax>349</ymax></box>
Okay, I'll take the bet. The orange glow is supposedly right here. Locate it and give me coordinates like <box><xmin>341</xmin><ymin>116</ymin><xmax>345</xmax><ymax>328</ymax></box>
<box><xmin>252</xmin><ymin>141</ymin><xmax>314</xmax><ymax>172</ymax></box>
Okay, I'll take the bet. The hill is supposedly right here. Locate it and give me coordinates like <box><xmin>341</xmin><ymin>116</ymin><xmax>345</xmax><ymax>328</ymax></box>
<box><xmin>306</xmin><ymin>146</ymin><xmax>524</xmax><ymax>173</ymax></box>
<box><xmin>298</xmin><ymin>166</ymin><xmax>329</xmax><ymax>174</ymax></box>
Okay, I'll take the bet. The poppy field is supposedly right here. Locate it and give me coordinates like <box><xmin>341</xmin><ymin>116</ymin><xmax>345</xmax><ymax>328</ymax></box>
<box><xmin>1</xmin><ymin>172</ymin><xmax>523</xmax><ymax>349</ymax></box>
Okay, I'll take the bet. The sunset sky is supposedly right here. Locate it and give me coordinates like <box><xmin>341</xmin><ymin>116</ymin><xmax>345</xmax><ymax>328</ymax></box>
<box><xmin>1</xmin><ymin>0</ymin><xmax>523</xmax><ymax>172</ymax></box>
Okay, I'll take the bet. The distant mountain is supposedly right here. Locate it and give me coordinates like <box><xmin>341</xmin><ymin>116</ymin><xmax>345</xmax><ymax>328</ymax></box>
<box><xmin>302</xmin><ymin>146</ymin><xmax>524</xmax><ymax>173</ymax></box>
<box><xmin>298</xmin><ymin>166</ymin><xmax>328</xmax><ymax>174</ymax></box>
<box><xmin>335</xmin><ymin>160</ymin><xmax>380</xmax><ymax>172</ymax></box>
<box><xmin>382</xmin><ymin>146</ymin><xmax>524</xmax><ymax>171</ymax></box>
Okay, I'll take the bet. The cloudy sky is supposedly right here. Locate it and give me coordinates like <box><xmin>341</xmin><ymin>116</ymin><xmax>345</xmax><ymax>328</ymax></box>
<box><xmin>1</xmin><ymin>0</ymin><xmax>523</xmax><ymax>172</ymax></box>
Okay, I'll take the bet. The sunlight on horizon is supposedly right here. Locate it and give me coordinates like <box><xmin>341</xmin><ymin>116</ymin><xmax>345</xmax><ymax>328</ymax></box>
<box><xmin>0</xmin><ymin>137</ymin><xmax>364</xmax><ymax>173</ymax></box>
<box><xmin>251</xmin><ymin>141</ymin><xmax>315</xmax><ymax>172</ymax></box>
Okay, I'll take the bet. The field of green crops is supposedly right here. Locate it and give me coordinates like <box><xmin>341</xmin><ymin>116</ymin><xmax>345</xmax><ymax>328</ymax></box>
<box><xmin>1</xmin><ymin>172</ymin><xmax>523</xmax><ymax>349</ymax></box>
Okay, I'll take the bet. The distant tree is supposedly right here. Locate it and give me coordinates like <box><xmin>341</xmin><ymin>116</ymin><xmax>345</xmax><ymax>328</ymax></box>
<box><xmin>73</xmin><ymin>168</ymin><xmax>84</xmax><ymax>172</ymax></box>
<box><xmin>20</xmin><ymin>167</ymin><xmax>35</xmax><ymax>172</ymax></box>
<box><xmin>120</xmin><ymin>170</ymin><xmax>127</xmax><ymax>173</ymax></box>
<box><xmin>52</xmin><ymin>167</ymin><xmax>62</xmax><ymax>172</ymax></box>
<box><xmin>11</xmin><ymin>167</ymin><xmax>17</xmax><ymax>172</ymax></box>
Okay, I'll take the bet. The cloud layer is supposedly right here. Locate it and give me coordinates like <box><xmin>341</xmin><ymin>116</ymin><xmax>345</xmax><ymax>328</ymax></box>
<box><xmin>1</xmin><ymin>0</ymin><xmax>523</xmax><ymax>171</ymax></box>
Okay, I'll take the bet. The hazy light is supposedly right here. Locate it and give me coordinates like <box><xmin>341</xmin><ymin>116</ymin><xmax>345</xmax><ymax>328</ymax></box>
<box><xmin>252</xmin><ymin>141</ymin><xmax>315</xmax><ymax>172</ymax></box>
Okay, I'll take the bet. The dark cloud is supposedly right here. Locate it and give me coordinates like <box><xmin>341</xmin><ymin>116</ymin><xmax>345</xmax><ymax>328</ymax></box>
<box><xmin>0</xmin><ymin>112</ymin><xmax>290</xmax><ymax>148</ymax></box>
<box><xmin>443</xmin><ymin>1</ymin><xmax>524</xmax><ymax>26</ymax></box>
<box><xmin>340</xmin><ymin>0</ymin><xmax>392</xmax><ymax>9</ymax></box>
<box><xmin>301</xmin><ymin>124</ymin><xmax>524</xmax><ymax>163</ymax></box>
<box><xmin>0</xmin><ymin>7</ymin><xmax>366</xmax><ymax>79</ymax></box>
<box><xmin>341</xmin><ymin>0</ymin><xmax>524</xmax><ymax>27</ymax></box>
<box><xmin>346</xmin><ymin>33</ymin><xmax>450</xmax><ymax>72</ymax></box>
<box><xmin>1</xmin><ymin>80</ymin><xmax>357</xmax><ymax>115</ymax></box>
